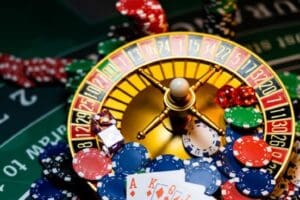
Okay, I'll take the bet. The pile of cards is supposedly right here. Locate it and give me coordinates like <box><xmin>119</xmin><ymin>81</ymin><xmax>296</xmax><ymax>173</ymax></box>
<box><xmin>126</xmin><ymin>170</ymin><xmax>216</xmax><ymax>200</ymax></box>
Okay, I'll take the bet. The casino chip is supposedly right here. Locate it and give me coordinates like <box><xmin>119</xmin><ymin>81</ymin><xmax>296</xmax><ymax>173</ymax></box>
<box><xmin>116</xmin><ymin>0</ymin><xmax>148</xmax><ymax>16</ymax></box>
<box><xmin>293</xmin><ymin>99</ymin><xmax>300</xmax><ymax>121</ymax></box>
<box><xmin>42</xmin><ymin>153</ymin><xmax>81</xmax><ymax>187</ymax></box>
<box><xmin>112</xmin><ymin>142</ymin><xmax>150</xmax><ymax>175</ymax></box>
<box><xmin>146</xmin><ymin>154</ymin><xmax>184</xmax><ymax>172</ymax></box>
<box><xmin>202</xmin><ymin>0</ymin><xmax>237</xmax><ymax>39</ymax></box>
<box><xmin>296</xmin><ymin>121</ymin><xmax>300</xmax><ymax>138</ymax></box>
<box><xmin>115</xmin><ymin>0</ymin><xmax>168</xmax><ymax>34</ymax></box>
<box><xmin>182</xmin><ymin>120</ymin><xmax>220</xmax><ymax>157</ymax></box>
<box><xmin>97</xmin><ymin>173</ymin><xmax>126</xmax><ymax>200</ymax></box>
<box><xmin>0</xmin><ymin>54</ymin><xmax>35</xmax><ymax>87</ymax></box>
<box><xmin>65</xmin><ymin>59</ymin><xmax>95</xmax><ymax>76</ymax></box>
<box><xmin>107</xmin><ymin>22</ymin><xmax>145</xmax><ymax>42</ymax></box>
<box><xmin>98</xmin><ymin>38</ymin><xmax>125</xmax><ymax>56</ymax></box>
<box><xmin>219</xmin><ymin>170</ymin><xmax>229</xmax><ymax>184</ymax></box>
<box><xmin>30</xmin><ymin>178</ymin><xmax>65</xmax><ymax>200</ymax></box>
<box><xmin>236</xmin><ymin>168</ymin><xmax>276</xmax><ymax>197</ymax></box>
<box><xmin>225</xmin><ymin>126</ymin><xmax>243</xmax><ymax>143</ymax></box>
<box><xmin>184</xmin><ymin>160</ymin><xmax>222</xmax><ymax>195</ymax></box>
<box><xmin>186</xmin><ymin>156</ymin><xmax>214</xmax><ymax>164</ymax></box>
<box><xmin>225</xmin><ymin>126</ymin><xmax>263</xmax><ymax>143</ymax></box>
<box><xmin>224</xmin><ymin>106</ymin><xmax>263</xmax><ymax>129</ymax></box>
<box><xmin>214</xmin><ymin>144</ymin><xmax>243</xmax><ymax>178</ymax></box>
<box><xmin>65</xmin><ymin>59</ymin><xmax>95</xmax><ymax>93</ymax></box>
<box><xmin>278</xmin><ymin>71</ymin><xmax>300</xmax><ymax>99</ymax></box>
<box><xmin>39</xmin><ymin>141</ymin><xmax>68</xmax><ymax>167</ymax></box>
<box><xmin>72</xmin><ymin>148</ymin><xmax>112</xmax><ymax>181</ymax></box>
<box><xmin>221</xmin><ymin>178</ymin><xmax>254</xmax><ymax>200</ymax></box>
<box><xmin>233</xmin><ymin>136</ymin><xmax>272</xmax><ymax>167</ymax></box>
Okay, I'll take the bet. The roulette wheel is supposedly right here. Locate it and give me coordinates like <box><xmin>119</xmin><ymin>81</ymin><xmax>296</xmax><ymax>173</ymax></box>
<box><xmin>67</xmin><ymin>32</ymin><xmax>296</xmax><ymax>197</ymax></box>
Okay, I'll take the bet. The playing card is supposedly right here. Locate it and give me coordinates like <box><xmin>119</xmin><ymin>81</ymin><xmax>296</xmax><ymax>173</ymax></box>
<box><xmin>174</xmin><ymin>182</ymin><xmax>216</xmax><ymax>200</ymax></box>
<box><xmin>126</xmin><ymin>169</ymin><xmax>216</xmax><ymax>200</ymax></box>
<box><xmin>126</xmin><ymin>170</ymin><xmax>185</xmax><ymax>200</ymax></box>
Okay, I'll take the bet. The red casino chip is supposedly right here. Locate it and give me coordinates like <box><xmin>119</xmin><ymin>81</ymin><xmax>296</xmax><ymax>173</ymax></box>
<box><xmin>0</xmin><ymin>54</ymin><xmax>35</xmax><ymax>87</ymax></box>
<box><xmin>72</xmin><ymin>148</ymin><xmax>112</xmax><ymax>181</ymax></box>
<box><xmin>116</xmin><ymin>0</ymin><xmax>168</xmax><ymax>34</ymax></box>
<box><xmin>116</xmin><ymin>0</ymin><xmax>149</xmax><ymax>16</ymax></box>
<box><xmin>46</xmin><ymin>58</ymin><xmax>71</xmax><ymax>84</ymax></box>
<box><xmin>221</xmin><ymin>179</ymin><xmax>254</xmax><ymax>200</ymax></box>
<box><xmin>24</xmin><ymin>58</ymin><xmax>53</xmax><ymax>83</ymax></box>
<box><xmin>137</xmin><ymin>1</ymin><xmax>168</xmax><ymax>34</ymax></box>
<box><xmin>233</xmin><ymin>136</ymin><xmax>272</xmax><ymax>167</ymax></box>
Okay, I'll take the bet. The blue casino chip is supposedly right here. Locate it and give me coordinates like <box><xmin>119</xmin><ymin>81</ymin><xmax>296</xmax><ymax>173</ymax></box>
<box><xmin>225</xmin><ymin>126</ymin><xmax>242</xmax><ymax>143</ymax></box>
<box><xmin>30</xmin><ymin>178</ymin><xmax>65</xmax><ymax>200</ymax></box>
<box><xmin>236</xmin><ymin>168</ymin><xmax>276</xmax><ymax>197</ymax></box>
<box><xmin>97</xmin><ymin>174</ymin><xmax>126</xmax><ymax>200</ymax></box>
<box><xmin>112</xmin><ymin>142</ymin><xmax>150</xmax><ymax>175</ymax></box>
<box><xmin>219</xmin><ymin>170</ymin><xmax>229</xmax><ymax>184</ymax></box>
<box><xmin>184</xmin><ymin>160</ymin><xmax>221</xmax><ymax>195</ymax></box>
<box><xmin>184</xmin><ymin>156</ymin><xmax>213</xmax><ymax>165</ymax></box>
<box><xmin>225</xmin><ymin>126</ymin><xmax>263</xmax><ymax>143</ymax></box>
<box><xmin>39</xmin><ymin>141</ymin><xmax>68</xmax><ymax>161</ymax></box>
<box><xmin>214</xmin><ymin>144</ymin><xmax>243</xmax><ymax>178</ymax></box>
<box><xmin>146</xmin><ymin>154</ymin><xmax>184</xmax><ymax>172</ymax></box>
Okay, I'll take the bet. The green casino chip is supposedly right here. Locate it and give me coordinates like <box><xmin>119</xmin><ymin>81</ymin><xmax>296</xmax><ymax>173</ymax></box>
<box><xmin>65</xmin><ymin>74</ymin><xmax>86</xmax><ymax>92</ymax></box>
<box><xmin>67</xmin><ymin>94</ymin><xmax>74</xmax><ymax>105</ymax></box>
<box><xmin>98</xmin><ymin>38</ymin><xmax>125</xmax><ymax>56</ymax></box>
<box><xmin>278</xmin><ymin>71</ymin><xmax>300</xmax><ymax>99</ymax></box>
<box><xmin>296</xmin><ymin>121</ymin><xmax>300</xmax><ymax>137</ymax></box>
<box><xmin>224</xmin><ymin>106</ymin><xmax>263</xmax><ymax>129</ymax></box>
<box><xmin>205</xmin><ymin>0</ymin><xmax>237</xmax><ymax>15</ymax></box>
<box><xmin>65</xmin><ymin>60</ymin><xmax>96</xmax><ymax>75</ymax></box>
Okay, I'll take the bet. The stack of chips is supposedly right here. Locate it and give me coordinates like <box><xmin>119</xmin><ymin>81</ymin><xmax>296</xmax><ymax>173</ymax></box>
<box><xmin>65</xmin><ymin>59</ymin><xmax>96</xmax><ymax>93</ymax></box>
<box><xmin>116</xmin><ymin>0</ymin><xmax>168</xmax><ymax>34</ymax></box>
<box><xmin>0</xmin><ymin>53</ymin><xmax>72</xmax><ymax>87</ymax></box>
<box><xmin>203</xmin><ymin>0</ymin><xmax>237</xmax><ymax>39</ymax></box>
<box><xmin>107</xmin><ymin>22</ymin><xmax>145</xmax><ymax>44</ymax></box>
